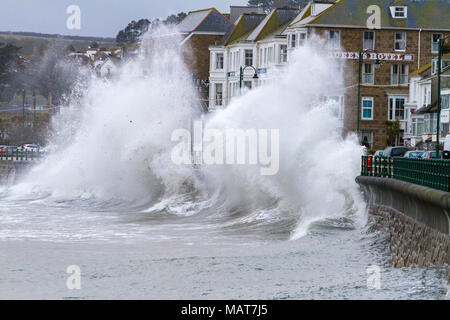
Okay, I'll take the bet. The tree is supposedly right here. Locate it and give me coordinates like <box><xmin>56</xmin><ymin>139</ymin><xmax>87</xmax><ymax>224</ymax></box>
<box><xmin>0</xmin><ymin>42</ymin><xmax>22</xmax><ymax>102</ymax></box>
<box><xmin>163</xmin><ymin>12</ymin><xmax>187</xmax><ymax>25</ymax></box>
<box><xmin>386</xmin><ymin>120</ymin><xmax>401</xmax><ymax>146</ymax></box>
<box><xmin>247</xmin><ymin>0</ymin><xmax>308</xmax><ymax>12</ymax></box>
<box><xmin>90</xmin><ymin>41</ymin><xmax>99</xmax><ymax>48</ymax></box>
<box><xmin>115</xmin><ymin>12</ymin><xmax>187</xmax><ymax>46</ymax></box>
<box><xmin>116</xmin><ymin>19</ymin><xmax>151</xmax><ymax>44</ymax></box>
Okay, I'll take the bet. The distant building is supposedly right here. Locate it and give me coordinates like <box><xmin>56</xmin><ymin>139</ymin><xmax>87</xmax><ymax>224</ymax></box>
<box><xmin>285</xmin><ymin>0</ymin><xmax>450</xmax><ymax>149</ymax></box>
<box><xmin>405</xmin><ymin>56</ymin><xmax>450</xmax><ymax>150</ymax></box>
<box><xmin>208</xmin><ymin>7</ymin><xmax>300</xmax><ymax>110</ymax></box>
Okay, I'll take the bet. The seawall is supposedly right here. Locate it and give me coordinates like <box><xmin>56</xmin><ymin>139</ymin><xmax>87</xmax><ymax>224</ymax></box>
<box><xmin>356</xmin><ymin>176</ymin><xmax>449</xmax><ymax>282</ymax></box>
<box><xmin>0</xmin><ymin>160</ymin><xmax>34</xmax><ymax>183</ymax></box>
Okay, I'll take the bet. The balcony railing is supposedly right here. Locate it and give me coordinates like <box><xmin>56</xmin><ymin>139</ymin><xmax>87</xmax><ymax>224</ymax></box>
<box><xmin>361</xmin><ymin>156</ymin><xmax>450</xmax><ymax>192</ymax></box>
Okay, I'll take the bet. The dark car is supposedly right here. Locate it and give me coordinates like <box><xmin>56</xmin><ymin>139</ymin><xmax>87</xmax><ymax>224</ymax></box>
<box><xmin>383</xmin><ymin>146</ymin><xmax>409</xmax><ymax>158</ymax></box>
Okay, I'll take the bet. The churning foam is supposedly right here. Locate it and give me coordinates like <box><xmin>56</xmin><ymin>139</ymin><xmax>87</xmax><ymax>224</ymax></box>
<box><xmin>8</xmin><ymin>28</ymin><xmax>366</xmax><ymax>239</ymax></box>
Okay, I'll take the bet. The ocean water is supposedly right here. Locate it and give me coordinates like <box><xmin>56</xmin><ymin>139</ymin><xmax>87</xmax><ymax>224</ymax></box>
<box><xmin>0</xmin><ymin>28</ymin><xmax>447</xmax><ymax>300</ymax></box>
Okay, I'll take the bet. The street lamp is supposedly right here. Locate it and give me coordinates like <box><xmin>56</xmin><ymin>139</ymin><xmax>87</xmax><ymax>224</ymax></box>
<box><xmin>21</xmin><ymin>89</ymin><xmax>25</xmax><ymax>146</ymax></box>
<box><xmin>435</xmin><ymin>36</ymin><xmax>450</xmax><ymax>158</ymax></box>
<box><xmin>357</xmin><ymin>49</ymin><xmax>381</xmax><ymax>138</ymax></box>
<box><xmin>239</xmin><ymin>65</ymin><xmax>259</xmax><ymax>92</ymax></box>
<box><xmin>33</xmin><ymin>91</ymin><xmax>36</xmax><ymax>145</ymax></box>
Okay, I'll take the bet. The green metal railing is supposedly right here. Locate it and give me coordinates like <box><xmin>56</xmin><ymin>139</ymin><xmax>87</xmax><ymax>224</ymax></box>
<box><xmin>361</xmin><ymin>156</ymin><xmax>450</xmax><ymax>192</ymax></box>
<box><xmin>0</xmin><ymin>149</ymin><xmax>42</xmax><ymax>161</ymax></box>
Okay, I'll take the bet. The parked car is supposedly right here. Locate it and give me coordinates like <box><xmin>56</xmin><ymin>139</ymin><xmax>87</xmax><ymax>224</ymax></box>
<box><xmin>19</xmin><ymin>144</ymin><xmax>40</xmax><ymax>152</ymax></box>
<box><xmin>0</xmin><ymin>145</ymin><xmax>18</xmax><ymax>154</ymax></box>
<box><xmin>383</xmin><ymin>146</ymin><xmax>409</xmax><ymax>158</ymax></box>
<box><xmin>421</xmin><ymin>151</ymin><xmax>442</xmax><ymax>159</ymax></box>
<box><xmin>404</xmin><ymin>151</ymin><xmax>424</xmax><ymax>159</ymax></box>
<box><xmin>373</xmin><ymin>150</ymin><xmax>384</xmax><ymax>157</ymax></box>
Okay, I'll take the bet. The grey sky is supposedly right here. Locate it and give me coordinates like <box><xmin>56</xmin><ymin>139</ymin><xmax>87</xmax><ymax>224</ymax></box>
<box><xmin>0</xmin><ymin>0</ymin><xmax>248</xmax><ymax>38</ymax></box>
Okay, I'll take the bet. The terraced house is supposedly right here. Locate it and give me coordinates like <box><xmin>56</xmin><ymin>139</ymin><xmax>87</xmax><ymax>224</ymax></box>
<box><xmin>286</xmin><ymin>0</ymin><xmax>450</xmax><ymax>149</ymax></box>
<box><xmin>208</xmin><ymin>7</ymin><xmax>300</xmax><ymax>110</ymax></box>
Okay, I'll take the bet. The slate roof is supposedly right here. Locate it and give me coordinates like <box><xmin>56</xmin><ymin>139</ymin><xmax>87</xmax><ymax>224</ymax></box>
<box><xmin>305</xmin><ymin>0</ymin><xmax>450</xmax><ymax>30</ymax></box>
<box><xmin>233</xmin><ymin>8</ymin><xmax>299</xmax><ymax>43</ymax></box>
<box><xmin>177</xmin><ymin>8</ymin><xmax>232</xmax><ymax>34</ymax></box>
<box><xmin>221</xmin><ymin>13</ymin><xmax>267</xmax><ymax>45</ymax></box>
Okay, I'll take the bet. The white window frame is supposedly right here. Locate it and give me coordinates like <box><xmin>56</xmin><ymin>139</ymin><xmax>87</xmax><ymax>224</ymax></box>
<box><xmin>432</xmin><ymin>33</ymin><xmax>443</xmax><ymax>53</ymax></box>
<box><xmin>298</xmin><ymin>32</ymin><xmax>307</xmax><ymax>46</ymax></box>
<box><xmin>394</xmin><ymin>32</ymin><xmax>406</xmax><ymax>51</ymax></box>
<box><xmin>394</xmin><ymin>6</ymin><xmax>406</xmax><ymax>18</ymax></box>
<box><xmin>361</xmin><ymin>97</ymin><xmax>374</xmax><ymax>120</ymax></box>
<box><xmin>388</xmin><ymin>96</ymin><xmax>407</xmax><ymax>121</ymax></box>
<box><xmin>291</xmin><ymin>33</ymin><xmax>296</xmax><ymax>48</ymax></box>
<box><xmin>362</xmin><ymin>63</ymin><xmax>374</xmax><ymax>84</ymax></box>
<box><xmin>363</xmin><ymin>31</ymin><xmax>375</xmax><ymax>50</ymax></box>
<box><xmin>400</xmin><ymin>64</ymin><xmax>409</xmax><ymax>84</ymax></box>
<box><xmin>245</xmin><ymin>49</ymin><xmax>253</xmax><ymax>67</ymax></box>
<box><xmin>360</xmin><ymin>131</ymin><xmax>374</xmax><ymax>149</ymax></box>
<box><xmin>215</xmin><ymin>52</ymin><xmax>224</xmax><ymax>70</ymax></box>
<box><xmin>329</xmin><ymin>30</ymin><xmax>340</xmax><ymax>49</ymax></box>
<box><xmin>279</xmin><ymin>44</ymin><xmax>287</xmax><ymax>63</ymax></box>
<box><xmin>215</xmin><ymin>83</ymin><xmax>223</xmax><ymax>106</ymax></box>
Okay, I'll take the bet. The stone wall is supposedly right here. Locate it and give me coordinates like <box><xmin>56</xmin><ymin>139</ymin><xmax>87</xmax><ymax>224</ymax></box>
<box><xmin>0</xmin><ymin>161</ymin><xmax>33</xmax><ymax>183</ymax></box>
<box><xmin>369</xmin><ymin>203</ymin><xmax>449</xmax><ymax>282</ymax></box>
<box><xmin>357</xmin><ymin>176</ymin><xmax>449</xmax><ymax>282</ymax></box>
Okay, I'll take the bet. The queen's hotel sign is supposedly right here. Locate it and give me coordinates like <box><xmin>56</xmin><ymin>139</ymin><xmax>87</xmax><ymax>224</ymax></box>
<box><xmin>329</xmin><ymin>51</ymin><xmax>414</xmax><ymax>61</ymax></box>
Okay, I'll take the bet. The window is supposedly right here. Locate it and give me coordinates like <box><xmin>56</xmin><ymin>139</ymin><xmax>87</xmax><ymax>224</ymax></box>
<box><xmin>363</xmin><ymin>31</ymin><xmax>374</xmax><ymax>50</ymax></box>
<box><xmin>245</xmin><ymin>50</ymin><xmax>253</xmax><ymax>67</ymax></box>
<box><xmin>362</xmin><ymin>97</ymin><xmax>373</xmax><ymax>120</ymax></box>
<box><xmin>268</xmin><ymin>47</ymin><xmax>273</xmax><ymax>64</ymax></box>
<box><xmin>324</xmin><ymin>95</ymin><xmax>344</xmax><ymax>120</ymax></box>
<box><xmin>432</xmin><ymin>34</ymin><xmax>443</xmax><ymax>53</ymax></box>
<box><xmin>360</xmin><ymin>131</ymin><xmax>373</xmax><ymax>149</ymax></box>
<box><xmin>388</xmin><ymin>96</ymin><xmax>406</xmax><ymax>121</ymax></box>
<box><xmin>215</xmin><ymin>83</ymin><xmax>223</xmax><ymax>106</ymax></box>
<box><xmin>394</xmin><ymin>32</ymin><xmax>406</xmax><ymax>51</ymax></box>
<box><xmin>400</xmin><ymin>64</ymin><xmax>408</xmax><ymax>84</ymax></box>
<box><xmin>394</xmin><ymin>7</ymin><xmax>406</xmax><ymax>18</ymax></box>
<box><xmin>259</xmin><ymin>48</ymin><xmax>262</xmax><ymax>65</ymax></box>
<box><xmin>329</xmin><ymin>30</ymin><xmax>340</xmax><ymax>49</ymax></box>
<box><xmin>215</xmin><ymin>53</ymin><xmax>224</xmax><ymax>70</ymax></box>
<box><xmin>279</xmin><ymin>45</ymin><xmax>287</xmax><ymax>63</ymax></box>
<box><xmin>391</xmin><ymin>64</ymin><xmax>399</xmax><ymax>85</ymax></box>
<box><xmin>442</xmin><ymin>94</ymin><xmax>450</xmax><ymax>110</ymax></box>
<box><xmin>291</xmin><ymin>34</ymin><xmax>296</xmax><ymax>48</ymax></box>
<box><xmin>424</xmin><ymin>113</ymin><xmax>437</xmax><ymax>134</ymax></box>
<box><xmin>391</xmin><ymin>64</ymin><xmax>408</xmax><ymax>85</ymax></box>
<box><xmin>299</xmin><ymin>32</ymin><xmax>307</xmax><ymax>46</ymax></box>
<box><xmin>244</xmin><ymin>81</ymin><xmax>252</xmax><ymax>90</ymax></box>
<box><xmin>412</xmin><ymin>118</ymin><xmax>424</xmax><ymax>137</ymax></box>
<box><xmin>363</xmin><ymin>63</ymin><xmax>374</xmax><ymax>84</ymax></box>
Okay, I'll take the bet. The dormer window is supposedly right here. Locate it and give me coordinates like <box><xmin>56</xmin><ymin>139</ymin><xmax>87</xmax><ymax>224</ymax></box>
<box><xmin>395</xmin><ymin>7</ymin><xmax>406</xmax><ymax>17</ymax></box>
<box><xmin>390</xmin><ymin>6</ymin><xmax>407</xmax><ymax>19</ymax></box>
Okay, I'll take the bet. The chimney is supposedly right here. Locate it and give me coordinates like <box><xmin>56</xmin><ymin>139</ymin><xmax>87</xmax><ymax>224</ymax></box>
<box><xmin>229</xmin><ymin>5</ymin><xmax>264</xmax><ymax>23</ymax></box>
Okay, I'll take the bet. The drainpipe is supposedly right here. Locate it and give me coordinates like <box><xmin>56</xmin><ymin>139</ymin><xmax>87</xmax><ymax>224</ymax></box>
<box><xmin>418</xmin><ymin>28</ymin><xmax>422</xmax><ymax>70</ymax></box>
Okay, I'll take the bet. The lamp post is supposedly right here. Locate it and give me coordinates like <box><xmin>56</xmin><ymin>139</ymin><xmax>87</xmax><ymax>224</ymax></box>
<box><xmin>33</xmin><ymin>91</ymin><xmax>36</xmax><ymax>145</ymax></box>
<box><xmin>21</xmin><ymin>89</ymin><xmax>25</xmax><ymax>146</ymax></box>
<box><xmin>357</xmin><ymin>49</ymin><xmax>381</xmax><ymax>139</ymax></box>
<box><xmin>435</xmin><ymin>36</ymin><xmax>450</xmax><ymax>158</ymax></box>
<box><xmin>239</xmin><ymin>65</ymin><xmax>259</xmax><ymax>93</ymax></box>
